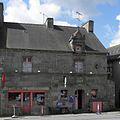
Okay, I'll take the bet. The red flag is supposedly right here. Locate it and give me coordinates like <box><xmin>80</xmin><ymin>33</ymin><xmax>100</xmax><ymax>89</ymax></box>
<box><xmin>1</xmin><ymin>72</ymin><xmax>6</xmax><ymax>83</ymax></box>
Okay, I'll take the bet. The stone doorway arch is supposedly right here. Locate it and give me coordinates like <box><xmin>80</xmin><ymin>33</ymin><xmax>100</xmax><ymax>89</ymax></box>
<box><xmin>75</xmin><ymin>89</ymin><xmax>85</xmax><ymax>109</ymax></box>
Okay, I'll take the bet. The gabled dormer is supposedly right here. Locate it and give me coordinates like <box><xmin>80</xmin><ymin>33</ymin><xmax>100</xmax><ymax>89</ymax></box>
<box><xmin>69</xmin><ymin>28</ymin><xmax>85</xmax><ymax>53</ymax></box>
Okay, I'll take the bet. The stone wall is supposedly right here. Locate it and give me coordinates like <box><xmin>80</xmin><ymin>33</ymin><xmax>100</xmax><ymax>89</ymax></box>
<box><xmin>0</xmin><ymin>49</ymin><xmax>115</xmax><ymax>115</ymax></box>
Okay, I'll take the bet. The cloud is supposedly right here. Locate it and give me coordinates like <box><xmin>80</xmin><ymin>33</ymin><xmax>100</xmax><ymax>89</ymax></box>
<box><xmin>46</xmin><ymin>0</ymin><xmax>114</xmax><ymax>21</ymax></box>
<box><xmin>4</xmin><ymin>0</ymin><xmax>61</xmax><ymax>24</ymax></box>
<box><xmin>109</xmin><ymin>14</ymin><xmax>120</xmax><ymax>47</ymax></box>
<box><xmin>4</xmin><ymin>0</ymin><xmax>115</xmax><ymax>26</ymax></box>
<box><xmin>103</xmin><ymin>24</ymin><xmax>114</xmax><ymax>46</ymax></box>
<box><xmin>55</xmin><ymin>20</ymin><xmax>76</xmax><ymax>27</ymax></box>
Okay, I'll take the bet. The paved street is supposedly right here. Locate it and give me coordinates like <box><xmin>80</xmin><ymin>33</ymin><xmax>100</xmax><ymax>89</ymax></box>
<box><xmin>1</xmin><ymin>112</ymin><xmax>120</xmax><ymax>120</ymax></box>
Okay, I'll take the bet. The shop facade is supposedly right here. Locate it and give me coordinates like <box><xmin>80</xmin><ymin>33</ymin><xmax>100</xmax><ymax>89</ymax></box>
<box><xmin>0</xmin><ymin>2</ymin><xmax>115</xmax><ymax>115</ymax></box>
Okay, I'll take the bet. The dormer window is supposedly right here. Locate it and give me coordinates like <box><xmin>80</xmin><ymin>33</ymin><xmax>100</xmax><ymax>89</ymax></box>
<box><xmin>69</xmin><ymin>29</ymin><xmax>85</xmax><ymax>52</ymax></box>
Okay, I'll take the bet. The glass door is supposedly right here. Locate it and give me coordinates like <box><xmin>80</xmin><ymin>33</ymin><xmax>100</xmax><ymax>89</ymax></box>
<box><xmin>23</xmin><ymin>92</ymin><xmax>31</xmax><ymax>113</ymax></box>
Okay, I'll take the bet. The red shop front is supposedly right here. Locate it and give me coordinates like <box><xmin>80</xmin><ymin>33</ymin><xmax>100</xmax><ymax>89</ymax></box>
<box><xmin>7</xmin><ymin>89</ymin><xmax>48</xmax><ymax>115</ymax></box>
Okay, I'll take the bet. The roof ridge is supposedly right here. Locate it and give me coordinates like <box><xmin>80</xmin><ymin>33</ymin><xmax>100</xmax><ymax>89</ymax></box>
<box><xmin>108</xmin><ymin>44</ymin><xmax>120</xmax><ymax>49</ymax></box>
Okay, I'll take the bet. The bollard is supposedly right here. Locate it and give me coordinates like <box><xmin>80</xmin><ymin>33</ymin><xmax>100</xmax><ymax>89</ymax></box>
<box><xmin>40</xmin><ymin>105</ymin><xmax>44</xmax><ymax>115</ymax></box>
<box><xmin>12</xmin><ymin>105</ymin><xmax>18</xmax><ymax>118</ymax></box>
<box><xmin>96</xmin><ymin>103</ymin><xmax>101</xmax><ymax>115</ymax></box>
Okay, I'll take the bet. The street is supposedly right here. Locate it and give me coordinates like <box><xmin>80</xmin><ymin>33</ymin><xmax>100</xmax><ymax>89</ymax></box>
<box><xmin>0</xmin><ymin>112</ymin><xmax>120</xmax><ymax>120</ymax></box>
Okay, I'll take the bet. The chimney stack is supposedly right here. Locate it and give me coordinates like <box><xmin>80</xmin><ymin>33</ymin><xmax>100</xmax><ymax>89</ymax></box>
<box><xmin>0</xmin><ymin>3</ymin><xmax>3</xmax><ymax>27</ymax></box>
<box><xmin>45</xmin><ymin>18</ymin><xmax>54</xmax><ymax>29</ymax></box>
<box><xmin>82</xmin><ymin>20</ymin><xmax>94</xmax><ymax>33</ymax></box>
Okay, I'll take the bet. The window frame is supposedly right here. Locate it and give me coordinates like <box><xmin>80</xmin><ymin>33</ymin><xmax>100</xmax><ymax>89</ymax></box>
<box><xmin>22</xmin><ymin>56</ymin><xmax>32</xmax><ymax>73</ymax></box>
<box><xmin>74</xmin><ymin>60</ymin><xmax>84</xmax><ymax>73</ymax></box>
<box><xmin>75</xmin><ymin>45</ymin><xmax>82</xmax><ymax>53</ymax></box>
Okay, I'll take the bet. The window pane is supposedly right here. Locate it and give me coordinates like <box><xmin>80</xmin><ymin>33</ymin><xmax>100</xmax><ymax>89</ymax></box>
<box><xmin>28</xmin><ymin>57</ymin><xmax>32</xmax><ymax>62</ymax></box>
<box><xmin>22</xmin><ymin>57</ymin><xmax>32</xmax><ymax>72</ymax></box>
<box><xmin>75</xmin><ymin>61</ymin><xmax>83</xmax><ymax>73</ymax></box>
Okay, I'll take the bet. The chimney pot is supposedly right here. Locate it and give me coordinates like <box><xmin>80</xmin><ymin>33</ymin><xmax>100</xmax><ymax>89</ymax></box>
<box><xmin>45</xmin><ymin>18</ymin><xmax>54</xmax><ymax>29</ymax></box>
<box><xmin>82</xmin><ymin>20</ymin><xmax>94</xmax><ymax>33</ymax></box>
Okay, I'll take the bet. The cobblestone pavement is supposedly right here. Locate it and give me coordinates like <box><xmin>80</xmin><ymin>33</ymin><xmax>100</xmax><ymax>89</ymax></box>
<box><xmin>0</xmin><ymin>112</ymin><xmax>120</xmax><ymax>120</ymax></box>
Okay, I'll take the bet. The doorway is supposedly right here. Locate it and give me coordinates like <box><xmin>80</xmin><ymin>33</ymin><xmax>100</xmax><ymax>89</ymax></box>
<box><xmin>75</xmin><ymin>90</ymin><xmax>84</xmax><ymax>109</ymax></box>
<box><xmin>119</xmin><ymin>90</ymin><xmax>120</xmax><ymax>108</ymax></box>
<box><xmin>23</xmin><ymin>92</ymin><xmax>31</xmax><ymax>113</ymax></box>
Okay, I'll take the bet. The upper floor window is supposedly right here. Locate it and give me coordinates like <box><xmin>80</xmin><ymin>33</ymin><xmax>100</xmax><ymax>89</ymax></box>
<box><xmin>107</xmin><ymin>62</ymin><xmax>112</xmax><ymax>79</ymax></box>
<box><xmin>107</xmin><ymin>63</ymin><xmax>112</xmax><ymax>73</ymax></box>
<box><xmin>75</xmin><ymin>61</ymin><xmax>83</xmax><ymax>73</ymax></box>
<box><xmin>22</xmin><ymin>57</ymin><xmax>32</xmax><ymax>72</ymax></box>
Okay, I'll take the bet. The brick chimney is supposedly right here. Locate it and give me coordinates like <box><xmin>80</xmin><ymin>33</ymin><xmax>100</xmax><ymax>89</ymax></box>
<box><xmin>0</xmin><ymin>3</ymin><xmax>3</xmax><ymax>27</ymax></box>
<box><xmin>82</xmin><ymin>20</ymin><xmax>94</xmax><ymax>33</ymax></box>
<box><xmin>45</xmin><ymin>18</ymin><xmax>54</xmax><ymax>29</ymax></box>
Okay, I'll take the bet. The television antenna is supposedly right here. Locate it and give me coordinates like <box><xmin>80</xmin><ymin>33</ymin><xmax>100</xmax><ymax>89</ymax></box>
<box><xmin>75</xmin><ymin>11</ymin><xmax>83</xmax><ymax>26</ymax></box>
<box><xmin>40</xmin><ymin>12</ymin><xmax>48</xmax><ymax>24</ymax></box>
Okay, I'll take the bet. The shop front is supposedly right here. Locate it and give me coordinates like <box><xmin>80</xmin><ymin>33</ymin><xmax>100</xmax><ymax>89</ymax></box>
<box><xmin>7</xmin><ymin>89</ymin><xmax>48</xmax><ymax>115</ymax></box>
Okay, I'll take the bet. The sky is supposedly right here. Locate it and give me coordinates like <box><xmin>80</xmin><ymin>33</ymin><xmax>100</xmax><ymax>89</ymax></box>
<box><xmin>0</xmin><ymin>0</ymin><xmax>120</xmax><ymax>48</ymax></box>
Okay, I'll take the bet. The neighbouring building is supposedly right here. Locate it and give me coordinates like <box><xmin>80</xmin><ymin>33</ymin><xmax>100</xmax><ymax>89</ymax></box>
<box><xmin>108</xmin><ymin>44</ymin><xmax>120</xmax><ymax>108</ymax></box>
<box><xmin>0</xmin><ymin>3</ymin><xmax>115</xmax><ymax>116</ymax></box>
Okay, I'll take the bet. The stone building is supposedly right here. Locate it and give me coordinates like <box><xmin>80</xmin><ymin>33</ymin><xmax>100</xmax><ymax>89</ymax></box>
<box><xmin>0</xmin><ymin>3</ymin><xmax>115</xmax><ymax>116</ymax></box>
<box><xmin>108</xmin><ymin>45</ymin><xmax>120</xmax><ymax>108</ymax></box>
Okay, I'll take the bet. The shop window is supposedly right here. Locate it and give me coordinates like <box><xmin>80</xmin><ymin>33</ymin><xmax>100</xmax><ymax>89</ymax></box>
<box><xmin>61</xmin><ymin>90</ymin><xmax>68</xmax><ymax>98</ymax></box>
<box><xmin>23</xmin><ymin>93</ymin><xmax>30</xmax><ymax>101</ymax></box>
<box><xmin>33</xmin><ymin>93</ymin><xmax>45</xmax><ymax>105</ymax></box>
<box><xmin>8</xmin><ymin>93</ymin><xmax>21</xmax><ymax>101</ymax></box>
<box><xmin>22</xmin><ymin>56</ymin><xmax>32</xmax><ymax>72</ymax></box>
<box><xmin>74</xmin><ymin>61</ymin><xmax>83</xmax><ymax>73</ymax></box>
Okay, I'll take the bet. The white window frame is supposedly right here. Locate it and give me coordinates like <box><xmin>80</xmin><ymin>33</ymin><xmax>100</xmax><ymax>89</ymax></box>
<box><xmin>22</xmin><ymin>57</ymin><xmax>32</xmax><ymax>72</ymax></box>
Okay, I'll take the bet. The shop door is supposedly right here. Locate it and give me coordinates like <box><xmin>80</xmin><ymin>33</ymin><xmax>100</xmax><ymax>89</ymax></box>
<box><xmin>75</xmin><ymin>90</ymin><xmax>83</xmax><ymax>109</ymax></box>
<box><xmin>23</xmin><ymin>92</ymin><xmax>31</xmax><ymax>113</ymax></box>
<box><xmin>78</xmin><ymin>90</ymin><xmax>82</xmax><ymax>109</ymax></box>
<box><xmin>119</xmin><ymin>90</ymin><xmax>120</xmax><ymax>108</ymax></box>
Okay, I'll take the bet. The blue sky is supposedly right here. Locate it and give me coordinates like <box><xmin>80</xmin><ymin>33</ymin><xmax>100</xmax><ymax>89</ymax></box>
<box><xmin>1</xmin><ymin>0</ymin><xmax>120</xmax><ymax>48</ymax></box>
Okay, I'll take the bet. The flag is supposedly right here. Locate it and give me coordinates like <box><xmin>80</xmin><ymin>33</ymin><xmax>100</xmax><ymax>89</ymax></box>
<box><xmin>1</xmin><ymin>72</ymin><xmax>6</xmax><ymax>83</ymax></box>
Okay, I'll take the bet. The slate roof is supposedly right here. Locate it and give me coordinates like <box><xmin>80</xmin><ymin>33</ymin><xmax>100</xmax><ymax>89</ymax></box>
<box><xmin>107</xmin><ymin>44</ymin><xmax>120</xmax><ymax>55</ymax></box>
<box><xmin>3</xmin><ymin>22</ymin><xmax>106</xmax><ymax>52</ymax></box>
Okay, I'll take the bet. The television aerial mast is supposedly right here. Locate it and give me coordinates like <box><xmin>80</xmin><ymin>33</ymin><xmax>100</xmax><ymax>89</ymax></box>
<box><xmin>40</xmin><ymin>12</ymin><xmax>48</xmax><ymax>24</ymax></box>
<box><xmin>75</xmin><ymin>11</ymin><xmax>83</xmax><ymax>26</ymax></box>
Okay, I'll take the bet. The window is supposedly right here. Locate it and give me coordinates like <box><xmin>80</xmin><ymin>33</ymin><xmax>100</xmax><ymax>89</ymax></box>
<box><xmin>107</xmin><ymin>63</ymin><xmax>112</xmax><ymax>79</ymax></box>
<box><xmin>8</xmin><ymin>93</ymin><xmax>21</xmax><ymax>101</ymax></box>
<box><xmin>61</xmin><ymin>90</ymin><xmax>68</xmax><ymax>98</ymax></box>
<box><xmin>75</xmin><ymin>46</ymin><xmax>82</xmax><ymax>52</ymax></box>
<box><xmin>63</xmin><ymin>76</ymin><xmax>67</xmax><ymax>88</ymax></box>
<box><xmin>107</xmin><ymin>63</ymin><xmax>112</xmax><ymax>73</ymax></box>
<box><xmin>91</xmin><ymin>89</ymin><xmax>97</xmax><ymax>99</ymax></box>
<box><xmin>75</xmin><ymin>61</ymin><xmax>83</xmax><ymax>73</ymax></box>
<box><xmin>22</xmin><ymin>57</ymin><xmax>32</xmax><ymax>72</ymax></box>
<box><xmin>33</xmin><ymin>93</ymin><xmax>45</xmax><ymax>105</ymax></box>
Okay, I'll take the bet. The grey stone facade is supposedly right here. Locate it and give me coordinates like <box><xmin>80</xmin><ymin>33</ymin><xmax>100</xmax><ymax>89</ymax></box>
<box><xmin>0</xmin><ymin>48</ymin><xmax>115</xmax><ymax>115</ymax></box>
<box><xmin>108</xmin><ymin>45</ymin><xmax>120</xmax><ymax>108</ymax></box>
<box><xmin>0</xmin><ymin>2</ymin><xmax>115</xmax><ymax>116</ymax></box>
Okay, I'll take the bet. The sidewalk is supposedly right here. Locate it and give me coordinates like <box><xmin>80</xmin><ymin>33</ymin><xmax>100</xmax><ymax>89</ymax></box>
<box><xmin>0</xmin><ymin>111</ymin><xmax>120</xmax><ymax>120</ymax></box>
